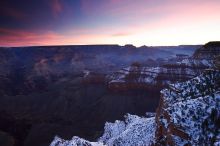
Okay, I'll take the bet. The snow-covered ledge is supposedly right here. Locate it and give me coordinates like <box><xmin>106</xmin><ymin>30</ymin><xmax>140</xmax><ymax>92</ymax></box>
<box><xmin>50</xmin><ymin>114</ymin><xmax>155</xmax><ymax>146</ymax></box>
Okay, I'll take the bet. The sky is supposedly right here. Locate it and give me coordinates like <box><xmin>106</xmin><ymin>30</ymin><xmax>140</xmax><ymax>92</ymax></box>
<box><xmin>0</xmin><ymin>0</ymin><xmax>220</xmax><ymax>47</ymax></box>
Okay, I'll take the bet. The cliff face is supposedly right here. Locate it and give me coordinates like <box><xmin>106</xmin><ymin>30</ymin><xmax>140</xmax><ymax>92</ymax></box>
<box><xmin>50</xmin><ymin>69</ymin><xmax>220</xmax><ymax>146</ymax></box>
<box><xmin>50</xmin><ymin>114</ymin><xmax>156</xmax><ymax>146</ymax></box>
<box><xmin>193</xmin><ymin>41</ymin><xmax>220</xmax><ymax>60</ymax></box>
<box><xmin>0</xmin><ymin>45</ymin><xmax>199</xmax><ymax>146</ymax></box>
<box><xmin>0</xmin><ymin>45</ymin><xmax>195</xmax><ymax>96</ymax></box>
<box><xmin>1</xmin><ymin>43</ymin><xmax>218</xmax><ymax>146</ymax></box>
<box><xmin>98</xmin><ymin>114</ymin><xmax>155</xmax><ymax>146</ymax></box>
<box><xmin>107</xmin><ymin>42</ymin><xmax>220</xmax><ymax>92</ymax></box>
<box><xmin>155</xmin><ymin>70</ymin><xmax>220</xmax><ymax>145</ymax></box>
<box><xmin>108</xmin><ymin>65</ymin><xmax>201</xmax><ymax>91</ymax></box>
<box><xmin>50</xmin><ymin>136</ymin><xmax>105</xmax><ymax>146</ymax></box>
<box><xmin>49</xmin><ymin>42</ymin><xmax>220</xmax><ymax>146</ymax></box>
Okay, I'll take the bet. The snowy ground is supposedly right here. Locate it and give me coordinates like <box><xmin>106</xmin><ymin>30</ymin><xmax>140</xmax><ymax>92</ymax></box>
<box><xmin>50</xmin><ymin>114</ymin><xmax>155</xmax><ymax>146</ymax></box>
<box><xmin>159</xmin><ymin>69</ymin><xmax>220</xmax><ymax>145</ymax></box>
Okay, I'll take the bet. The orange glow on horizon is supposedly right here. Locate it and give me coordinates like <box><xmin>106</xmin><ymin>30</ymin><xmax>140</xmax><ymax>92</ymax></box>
<box><xmin>0</xmin><ymin>0</ymin><xmax>220</xmax><ymax>47</ymax></box>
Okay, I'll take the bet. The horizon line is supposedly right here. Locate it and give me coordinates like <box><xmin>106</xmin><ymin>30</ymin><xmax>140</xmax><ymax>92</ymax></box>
<box><xmin>0</xmin><ymin>43</ymin><xmax>206</xmax><ymax>48</ymax></box>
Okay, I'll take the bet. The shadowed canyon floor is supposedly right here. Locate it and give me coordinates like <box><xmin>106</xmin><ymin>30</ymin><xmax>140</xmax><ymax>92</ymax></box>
<box><xmin>1</xmin><ymin>43</ymin><xmax>218</xmax><ymax>146</ymax></box>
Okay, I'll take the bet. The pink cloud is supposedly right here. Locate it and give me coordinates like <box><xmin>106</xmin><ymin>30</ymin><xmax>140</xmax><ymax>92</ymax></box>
<box><xmin>1</xmin><ymin>0</ymin><xmax>220</xmax><ymax>46</ymax></box>
<box><xmin>112</xmin><ymin>32</ymin><xmax>132</xmax><ymax>37</ymax></box>
<box><xmin>0</xmin><ymin>28</ymin><xmax>63</xmax><ymax>47</ymax></box>
<box><xmin>51</xmin><ymin>0</ymin><xmax>63</xmax><ymax>16</ymax></box>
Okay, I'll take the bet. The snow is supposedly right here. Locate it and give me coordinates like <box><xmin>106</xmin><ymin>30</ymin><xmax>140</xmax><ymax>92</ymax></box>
<box><xmin>167</xmin><ymin>94</ymin><xmax>218</xmax><ymax>144</ymax></box>
<box><xmin>50</xmin><ymin>136</ymin><xmax>105</xmax><ymax>146</ymax></box>
<box><xmin>178</xmin><ymin>58</ymin><xmax>213</xmax><ymax>68</ymax></box>
<box><xmin>99</xmin><ymin>114</ymin><xmax>155</xmax><ymax>146</ymax></box>
<box><xmin>50</xmin><ymin>114</ymin><xmax>156</xmax><ymax>146</ymax></box>
<box><xmin>159</xmin><ymin>69</ymin><xmax>220</xmax><ymax>145</ymax></box>
<box><xmin>83</xmin><ymin>70</ymin><xmax>90</xmax><ymax>77</ymax></box>
<box><xmin>162</xmin><ymin>69</ymin><xmax>220</xmax><ymax>105</ymax></box>
<box><xmin>50</xmin><ymin>69</ymin><xmax>220</xmax><ymax>145</ymax></box>
<box><xmin>108</xmin><ymin>65</ymin><xmax>198</xmax><ymax>86</ymax></box>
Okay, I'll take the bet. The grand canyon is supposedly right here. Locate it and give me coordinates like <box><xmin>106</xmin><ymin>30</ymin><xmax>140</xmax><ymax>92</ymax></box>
<box><xmin>0</xmin><ymin>42</ymin><xmax>219</xmax><ymax>146</ymax></box>
<box><xmin>1</xmin><ymin>0</ymin><xmax>220</xmax><ymax>145</ymax></box>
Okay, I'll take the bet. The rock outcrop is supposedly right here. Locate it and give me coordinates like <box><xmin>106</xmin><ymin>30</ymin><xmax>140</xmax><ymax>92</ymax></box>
<box><xmin>50</xmin><ymin>69</ymin><xmax>220</xmax><ymax>146</ymax></box>
<box><xmin>50</xmin><ymin>136</ymin><xmax>105</xmax><ymax>146</ymax></box>
<box><xmin>49</xmin><ymin>42</ymin><xmax>220</xmax><ymax>146</ymax></box>
<box><xmin>1</xmin><ymin>43</ymin><xmax>219</xmax><ymax>146</ymax></box>
<box><xmin>108</xmin><ymin>65</ymin><xmax>202</xmax><ymax>90</ymax></box>
<box><xmin>107</xmin><ymin>63</ymin><xmax>204</xmax><ymax>92</ymax></box>
<box><xmin>99</xmin><ymin>114</ymin><xmax>155</xmax><ymax>146</ymax></box>
<box><xmin>155</xmin><ymin>69</ymin><xmax>220</xmax><ymax>145</ymax></box>
<box><xmin>50</xmin><ymin>114</ymin><xmax>155</xmax><ymax>146</ymax></box>
<box><xmin>108</xmin><ymin>41</ymin><xmax>220</xmax><ymax>92</ymax></box>
<box><xmin>193</xmin><ymin>41</ymin><xmax>220</xmax><ymax>59</ymax></box>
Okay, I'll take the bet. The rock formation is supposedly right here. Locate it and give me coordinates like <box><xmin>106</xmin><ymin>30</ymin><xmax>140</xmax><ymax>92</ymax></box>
<box><xmin>155</xmin><ymin>69</ymin><xmax>220</xmax><ymax>145</ymax></box>
<box><xmin>50</xmin><ymin>69</ymin><xmax>220</xmax><ymax>146</ymax></box>
<box><xmin>49</xmin><ymin>42</ymin><xmax>220</xmax><ymax>146</ymax></box>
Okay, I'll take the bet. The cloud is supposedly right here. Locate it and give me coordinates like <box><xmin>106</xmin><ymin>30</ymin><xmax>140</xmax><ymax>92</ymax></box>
<box><xmin>0</xmin><ymin>28</ymin><xmax>63</xmax><ymax>47</ymax></box>
<box><xmin>112</xmin><ymin>32</ymin><xmax>132</xmax><ymax>37</ymax></box>
<box><xmin>1</xmin><ymin>0</ymin><xmax>220</xmax><ymax>46</ymax></box>
<box><xmin>51</xmin><ymin>0</ymin><xmax>63</xmax><ymax>16</ymax></box>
